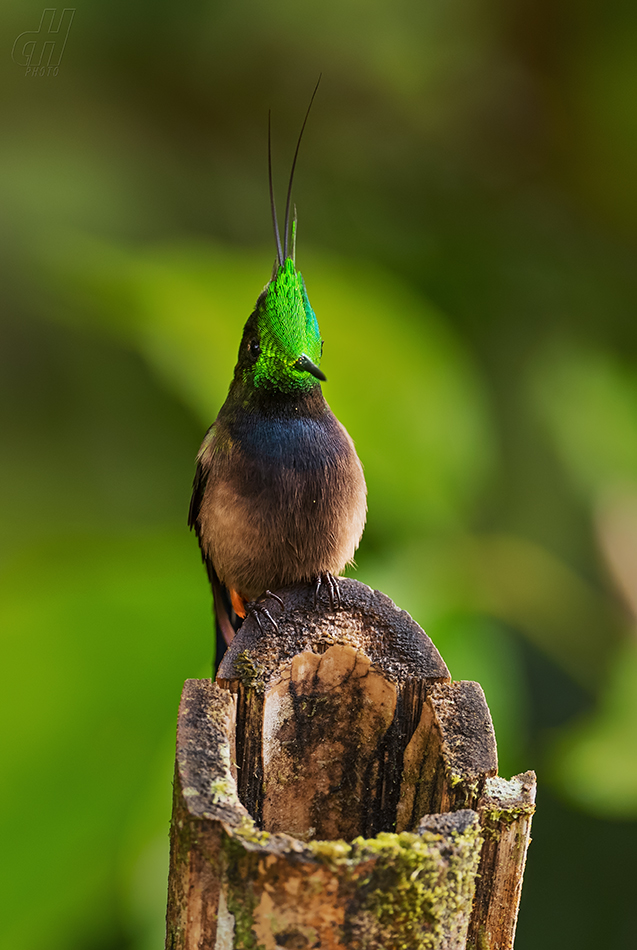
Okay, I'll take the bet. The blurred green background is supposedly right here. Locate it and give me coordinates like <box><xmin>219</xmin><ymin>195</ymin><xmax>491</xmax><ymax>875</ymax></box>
<box><xmin>2</xmin><ymin>0</ymin><xmax>637</xmax><ymax>947</ymax></box>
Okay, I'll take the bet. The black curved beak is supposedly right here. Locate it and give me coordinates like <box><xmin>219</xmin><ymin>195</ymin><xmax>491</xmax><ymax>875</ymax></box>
<box><xmin>295</xmin><ymin>354</ymin><xmax>327</xmax><ymax>381</ymax></box>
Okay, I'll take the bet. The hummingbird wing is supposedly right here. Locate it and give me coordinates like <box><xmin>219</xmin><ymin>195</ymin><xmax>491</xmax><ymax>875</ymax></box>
<box><xmin>187</xmin><ymin>435</ymin><xmax>210</xmax><ymax>532</ymax></box>
<box><xmin>188</xmin><ymin>428</ymin><xmax>242</xmax><ymax>669</ymax></box>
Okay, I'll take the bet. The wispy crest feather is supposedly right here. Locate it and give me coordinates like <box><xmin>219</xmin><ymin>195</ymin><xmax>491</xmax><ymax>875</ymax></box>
<box><xmin>268</xmin><ymin>76</ymin><xmax>321</xmax><ymax>266</ymax></box>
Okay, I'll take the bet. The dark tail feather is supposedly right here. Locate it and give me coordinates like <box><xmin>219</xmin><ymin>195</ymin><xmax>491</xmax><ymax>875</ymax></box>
<box><xmin>208</xmin><ymin>563</ymin><xmax>242</xmax><ymax>672</ymax></box>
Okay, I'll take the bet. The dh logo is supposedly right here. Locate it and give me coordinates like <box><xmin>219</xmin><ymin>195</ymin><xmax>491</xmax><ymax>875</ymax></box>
<box><xmin>12</xmin><ymin>8</ymin><xmax>75</xmax><ymax>76</ymax></box>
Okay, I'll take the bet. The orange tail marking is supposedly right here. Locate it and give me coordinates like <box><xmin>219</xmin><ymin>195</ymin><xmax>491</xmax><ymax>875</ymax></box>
<box><xmin>230</xmin><ymin>588</ymin><xmax>247</xmax><ymax>618</ymax></box>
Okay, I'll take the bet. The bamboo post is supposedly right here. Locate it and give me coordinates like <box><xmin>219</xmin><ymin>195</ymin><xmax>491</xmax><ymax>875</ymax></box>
<box><xmin>165</xmin><ymin>579</ymin><xmax>535</xmax><ymax>950</ymax></box>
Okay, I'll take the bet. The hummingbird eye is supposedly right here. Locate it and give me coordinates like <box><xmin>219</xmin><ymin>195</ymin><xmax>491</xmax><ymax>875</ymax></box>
<box><xmin>248</xmin><ymin>338</ymin><xmax>261</xmax><ymax>360</ymax></box>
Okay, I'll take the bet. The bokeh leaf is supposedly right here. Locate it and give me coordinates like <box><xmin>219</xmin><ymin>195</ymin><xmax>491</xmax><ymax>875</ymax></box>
<box><xmin>531</xmin><ymin>345</ymin><xmax>637</xmax><ymax>499</ymax></box>
<box><xmin>0</xmin><ymin>532</ymin><xmax>209</xmax><ymax>950</ymax></box>
<box><xmin>549</xmin><ymin>638</ymin><xmax>637</xmax><ymax>818</ymax></box>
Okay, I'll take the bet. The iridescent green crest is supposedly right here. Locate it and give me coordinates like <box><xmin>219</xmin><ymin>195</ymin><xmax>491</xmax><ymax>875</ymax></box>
<box><xmin>252</xmin><ymin>258</ymin><xmax>322</xmax><ymax>392</ymax></box>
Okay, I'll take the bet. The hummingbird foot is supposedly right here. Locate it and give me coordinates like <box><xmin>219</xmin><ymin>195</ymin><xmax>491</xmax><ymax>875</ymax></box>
<box><xmin>245</xmin><ymin>590</ymin><xmax>285</xmax><ymax>632</ymax></box>
<box><xmin>313</xmin><ymin>572</ymin><xmax>341</xmax><ymax>610</ymax></box>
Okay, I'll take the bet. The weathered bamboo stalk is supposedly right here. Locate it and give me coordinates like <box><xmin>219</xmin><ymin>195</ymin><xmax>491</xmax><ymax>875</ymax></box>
<box><xmin>165</xmin><ymin>579</ymin><xmax>535</xmax><ymax>949</ymax></box>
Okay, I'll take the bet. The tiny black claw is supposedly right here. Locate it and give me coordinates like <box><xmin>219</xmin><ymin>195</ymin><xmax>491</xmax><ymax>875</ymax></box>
<box><xmin>245</xmin><ymin>590</ymin><xmax>284</xmax><ymax>632</ymax></box>
<box><xmin>264</xmin><ymin>589</ymin><xmax>285</xmax><ymax>609</ymax></box>
<box><xmin>328</xmin><ymin>574</ymin><xmax>341</xmax><ymax>607</ymax></box>
<box><xmin>246</xmin><ymin>602</ymin><xmax>278</xmax><ymax>632</ymax></box>
<box><xmin>262</xmin><ymin>608</ymin><xmax>277</xmax><ymax>628</ymax></box>
<box><xmin>247</xmin><ymin>605</ymin><xmax>264</xmax><ymax>632</ymax></box>
<box><xmin>313</xmin><ymin>572</ymin><xmax>340</xmax><ymax>609</ymax></box>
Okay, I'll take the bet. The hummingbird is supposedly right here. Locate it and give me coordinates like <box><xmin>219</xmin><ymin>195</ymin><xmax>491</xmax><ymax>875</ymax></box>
<box><xmin>188</xmin><ymin>86</ymin><xmax>367</xmax><ymax>666</ymax></box>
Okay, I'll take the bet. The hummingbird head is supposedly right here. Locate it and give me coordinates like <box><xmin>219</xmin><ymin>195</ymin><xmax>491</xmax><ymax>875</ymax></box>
<box><xmin>234</xmin><ymin>79</ymin><xmax>325</xmax><ymax>397</ymax></box>
<box><xmin>237</xmin><ymin>256</ymin><xmax>325</xmax><ymax>394</ymax></box>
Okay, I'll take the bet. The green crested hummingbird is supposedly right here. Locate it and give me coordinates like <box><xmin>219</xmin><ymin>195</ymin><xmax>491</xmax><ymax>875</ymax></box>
<box><xmin>188</xmin><ymin>87</ymin><xmax>367</xmax><ymax>666</ymax></box>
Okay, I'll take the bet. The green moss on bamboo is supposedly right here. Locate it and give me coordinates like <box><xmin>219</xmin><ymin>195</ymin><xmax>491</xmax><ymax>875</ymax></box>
<box><xmin>208</xmin><ymin>777</ymin><xmax>236</xmax><ymax>803</ymax></box>
<box><xmin>235</xmin><ymin>650</ymin><xmax>266</xmax><ymax>694</ymax></box>
<box><xmin>350</xmin><ymin>827</ymin><xmax>482</xmax><ymax>948</ymax></box>
<box><xmin>303</xmin><ymin>825</ymin><xmax>482</xmax><ymax>948</ymax></box>
<box><xmin>172</xmin><ymin>777</ymin><xmax>197</xmax><ymax>870</ymax></box>
<box><xmin>222</xmin><ymin>836</ymin><xmax>265</xmax><ymax>950</ymax></box>
<box><xmin>482</xmin><ymin>803</ymin><xmax>535</xmax><ymax>826</ymax></box>
<box><xmin>215</xmin><ymin>797</ymin><xmax>483</xmax><ymax>948</ymax></box>
<box><xmin>466</xmin><ymin>924</ymin><xmax>492</xmax><ymax>950</ymax></box>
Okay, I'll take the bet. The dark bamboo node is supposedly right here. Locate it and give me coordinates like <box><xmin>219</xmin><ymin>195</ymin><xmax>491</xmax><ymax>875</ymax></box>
<box><xmin>166</xmin><ymin>579</ymin><xmax>535</xmax><ymax>950</ymax></box>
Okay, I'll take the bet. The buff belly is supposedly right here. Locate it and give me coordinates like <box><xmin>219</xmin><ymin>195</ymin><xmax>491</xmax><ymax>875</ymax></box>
<box><xmin>198</xmin><ymin>419</ymin><xmax>367</xmax><ymax>601</ymax></box>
